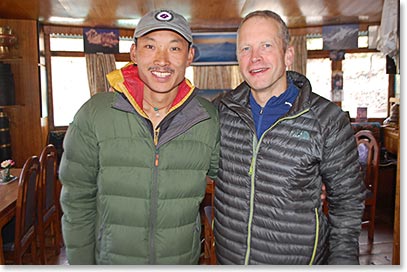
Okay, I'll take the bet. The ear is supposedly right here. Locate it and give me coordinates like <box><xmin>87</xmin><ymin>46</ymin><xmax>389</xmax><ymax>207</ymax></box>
<box><xmin>284</xmin><ymin>45</ymin><xmax>295</xmax><ymax>68</ymax></box>
<box><xmin>186</xmin><ymin>46</ymin><xmax>195</xmax><ymax>66</ymax></box>
<box><xmin>130</xmin><ymin>43</ymin><xmax>137</xmax><ymax>64</ymax></box>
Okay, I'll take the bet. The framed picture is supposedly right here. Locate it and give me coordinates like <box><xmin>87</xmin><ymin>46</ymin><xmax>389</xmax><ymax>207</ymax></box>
<box><xmin>322</xmin><ymin>24</ymin><xmax>358</xmax><ymax>50</ymax></box>
<box><xmin>331</xmin><ymin>70</ymin><xmax>343</xmax><ymax>90</ymax></box>
<box><xmin>83</xmin><ymin>28</ymin><xmax>120</xmax><ymax>54</ymax></box>
<box><xmin>356</xmin><ymin>107</ymin><xmax>368</xmax><ymax>122</ymax></box>
<box><xmin>192</xmin><ymin>32</ymin><xmax>237</xmax><ymax>65</ymax></box>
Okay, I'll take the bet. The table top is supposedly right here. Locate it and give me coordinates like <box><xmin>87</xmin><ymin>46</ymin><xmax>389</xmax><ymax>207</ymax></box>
<box><xmin>0</xmin><ymin>168</ymin><xmax>22</xmax><ymax>223</ymax></box>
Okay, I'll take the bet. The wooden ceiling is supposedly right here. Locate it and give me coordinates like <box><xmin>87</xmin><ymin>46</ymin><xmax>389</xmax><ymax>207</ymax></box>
<box><xmin>0</xmin><ymin>0</ymin><xmax>384</xmax><ymax>32</ymax></box>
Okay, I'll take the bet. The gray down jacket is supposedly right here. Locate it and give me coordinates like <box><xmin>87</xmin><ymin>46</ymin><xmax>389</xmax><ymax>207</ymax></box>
<box><xmin>214</xmin><ymin>71</ymin><xmax>366</xmax><ymax>265</ymax></box>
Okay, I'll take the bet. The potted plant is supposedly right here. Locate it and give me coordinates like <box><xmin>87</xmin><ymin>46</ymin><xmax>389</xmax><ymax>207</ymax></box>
<box><xmin>0</xmin><ymin>159</ymin><xmax>15</xmax><ymax>182</ymax></box>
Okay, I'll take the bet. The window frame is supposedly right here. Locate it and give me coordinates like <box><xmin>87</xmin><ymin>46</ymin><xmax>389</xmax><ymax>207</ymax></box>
<box><xmin>307</xmin><ymin>48</ymin><xmax>394</xmax><ymax>123</ymax></box>
<box><xmin>43</xmin><ymin>25</ymin><xmax>134</xmax><ymax>130</ymax></box>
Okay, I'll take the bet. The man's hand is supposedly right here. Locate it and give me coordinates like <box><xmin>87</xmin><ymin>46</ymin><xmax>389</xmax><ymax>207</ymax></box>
<box><xmin>321</xmin><ymin>183</ymin><xmax>326</xmax><ymax>200</ymax></box>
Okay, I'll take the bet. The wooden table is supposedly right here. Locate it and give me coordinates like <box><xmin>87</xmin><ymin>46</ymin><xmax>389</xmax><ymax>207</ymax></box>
<box><xmin>0</xmin><ymin>168</ymin><xmax>22</xmax><ymax>264</ymax></box>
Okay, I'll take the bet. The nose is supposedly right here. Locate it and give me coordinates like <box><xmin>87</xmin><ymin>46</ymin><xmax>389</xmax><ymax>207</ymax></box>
<box><xmin>250</xmin><ymin>48</ymin><xmax>261</xmax><ymax>63</ymax></box>
<box><xmin>154</xmin><ymin>47</ymin><xmax>169</xmax><ymax>66</ymax></box>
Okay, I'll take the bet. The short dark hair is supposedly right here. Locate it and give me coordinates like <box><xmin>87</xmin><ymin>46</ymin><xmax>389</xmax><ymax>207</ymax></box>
<box><xmin>238</xmin><ymin>10</ymin><xmax>290</xmax><ymax>51</ymax></box>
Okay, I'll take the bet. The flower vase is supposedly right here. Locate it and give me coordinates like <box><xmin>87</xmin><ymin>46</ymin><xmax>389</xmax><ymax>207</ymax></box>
<box><xmin>0</xmin><ymin>168</ymin><xmax>10</xmax><ymax>181</ymax></box>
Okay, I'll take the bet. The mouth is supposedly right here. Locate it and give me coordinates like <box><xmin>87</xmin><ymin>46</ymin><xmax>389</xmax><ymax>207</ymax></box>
<box><xmin>151</xmin><ymin>71</ymin><xmax>172</xmax><ymax>78</ymax></box>
<box><xmin>249</xmin><ymin>67</ymin><xmax>269</xmax><ymax>75</ymax></box>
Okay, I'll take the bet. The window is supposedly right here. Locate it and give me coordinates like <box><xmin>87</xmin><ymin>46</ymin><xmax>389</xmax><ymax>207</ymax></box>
<box><xmin>51</xmin><ymin>57</ymin><xmax>90</xmax><ymax>126</ymax></box>
<box><xmin>50</xmin><ymin>34</ymin><xmax>83</xmax><ymax>51</ymax></box>
<box><xmin>306</xmin><ymin>34</ymin><xmax>388</xmax><ymax>119</ymax></box>
<box><xmin>307</xmin><ymin>52</ymin><xmax>388</xmax><ymax>118</ymax></box>
<box><xmin>49</xmin><ymin>34</ymin><xmax>89</xmax><ymax>127</ymax></box>
<box><xmin>306</xmin><ymin>58</ymin><xmax>331</xmax><ymax>100</ymax></box>
<box><xmin>341</xmin><ymin>52</ymin><xmax>388</xmax><ymax>118</ymax></box>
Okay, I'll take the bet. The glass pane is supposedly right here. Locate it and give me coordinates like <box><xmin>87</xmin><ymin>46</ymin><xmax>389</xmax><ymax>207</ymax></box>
<box><xmin>342</xmin><ymin>52</ymin><xmax>388</xmax><ymax>118</ymax></box>
<box><xmin>51</xmin><ymin>57</ymin><xmax>91</xmax><ymax>126</ymax></box>
<box><xmin>185</xmin><ymin>66</ymin><xmax>194</xmax><ymax>84</ymax></box>
<box><xmin>119</xmin><ymin>39</ymin><xmax>133</xmax><ymax>53</ymax></box>
<box><xmin>306</xmin><ymin>58</ymin><xmax>331</xmax><ymax>100</ymax></box>
<box><xmin>358</xmin><ymin>36</ymin><xmax>368</xmax><ymax>48</ymax></box>
<box><xmin>50</xmin><ymin>35</ymin><xmax>84</xmax><ymax>51</ymax></box>
<box><xmin>307</xmin><ymin>37</ymin><xmax>323</xmax><ymax>50</ymax></box>
<box><xmin>116</xmin><ymin>61</ymin><xmax>128</xmax><ymax>69</ymax></box>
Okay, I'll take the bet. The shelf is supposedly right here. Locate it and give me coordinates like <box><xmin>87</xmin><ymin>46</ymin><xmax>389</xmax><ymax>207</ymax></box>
<box><xmin>0</xmin><ymin>56</ymin><xmax>22</xmax><ymax>63</ymax></box>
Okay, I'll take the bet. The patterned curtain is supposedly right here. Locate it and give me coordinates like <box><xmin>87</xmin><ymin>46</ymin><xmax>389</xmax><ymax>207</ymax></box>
<box><xmin>288</xmin><ymin>35</ymin><xmax>307</xmax><ymax>75</ymax></box>
<box><xmin>193</xmin><ymin>65</ymin><xmax>243</xmax><ymax>90</ymax></box>
<box><xmin>85</xmin><ymin>54</ymin><xmax>117</xmax><ymax>96</ymax></box>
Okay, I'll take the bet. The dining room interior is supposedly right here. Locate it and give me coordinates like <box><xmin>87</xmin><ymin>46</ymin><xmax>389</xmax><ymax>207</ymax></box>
<box><xmin>0</xmin><ymin>0</ymin><xmax>400</xmax><ymax>265</ymax></box>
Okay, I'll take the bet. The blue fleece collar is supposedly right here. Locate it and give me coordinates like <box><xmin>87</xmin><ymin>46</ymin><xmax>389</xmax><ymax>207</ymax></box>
<box><xmin>250</xmin><ymin>82</ymin><xmax>299</xmax><ymax>139</ymax></box>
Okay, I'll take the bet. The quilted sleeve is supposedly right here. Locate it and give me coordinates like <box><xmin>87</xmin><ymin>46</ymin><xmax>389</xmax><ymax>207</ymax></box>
<box><xmin>59</xmin><ymin>100</ymin><xmax>99</xmax><ymax>264</ymax></box>
<box><xmin>320</xmin><ymin>109</ymin><xmax>367</xmax><ymax>264</ymax></box>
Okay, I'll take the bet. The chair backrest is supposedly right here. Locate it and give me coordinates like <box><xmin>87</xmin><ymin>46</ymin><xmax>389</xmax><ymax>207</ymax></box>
<box><xmin>38</xmin><ymin>144</ymin><xmax>58</xmax><ymax>219</ymax></box>
<box><xmin>199</xmin><ymin>177</ymin><xmax>216</xmax><ymax>265</ymax></box>
<box><xmin>355</xmin><ymin>130</ymin><xmax>380</xmax><ymax>199</ymax></box>
<box><xmin>14</xmin><ymin>156</ymin><xmax>41</xmax><ymax>252</ymax></box>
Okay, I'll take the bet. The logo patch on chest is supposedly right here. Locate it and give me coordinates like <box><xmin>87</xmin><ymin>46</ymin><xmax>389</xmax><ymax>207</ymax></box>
<box><xmin>290</xmin><ymin>129</ymin><xmax>310</xmax><ymax>140</ymax></box>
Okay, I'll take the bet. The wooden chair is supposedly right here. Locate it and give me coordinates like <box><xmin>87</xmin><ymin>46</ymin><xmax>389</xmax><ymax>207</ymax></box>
<box><xmin>199</xmin><ymin>177</ymin><xmax>216</xmax><ymax>265</ymax></box>
<box><xmin>355</xmin><ymin>130</ymin><xmax>380</xmax><ymax>243</ymax></box>
<box><xmin>2</xmin><ymin>156</ymin><xmax>41</xmax><ymax>264</ymax></box>
<box><xmin>37</xmin><ymin>144</ymin><xmax>62</xmax><ymax>264</ymax></box>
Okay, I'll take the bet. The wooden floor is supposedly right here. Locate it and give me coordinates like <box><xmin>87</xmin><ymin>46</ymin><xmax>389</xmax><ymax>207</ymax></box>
<box><xmin>47</xmin><ymin>211</ymin><xmax>395</xmax><ymax>266</ymax></box>
<box><xmin>359</xmin><ymin>211</ymin><xmax>394</xmax><ymax>265</ymax></box>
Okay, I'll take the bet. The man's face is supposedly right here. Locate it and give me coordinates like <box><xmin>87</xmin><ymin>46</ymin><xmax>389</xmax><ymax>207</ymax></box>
<box><xmin>131</xmin><ymin>30</ymin><xmax>194</xmax><ymax>94</ymax></box>
<box><xmin>237</xmin><ymin>16</ymin><xmax>293</xmax><ymax>95</ymax></box>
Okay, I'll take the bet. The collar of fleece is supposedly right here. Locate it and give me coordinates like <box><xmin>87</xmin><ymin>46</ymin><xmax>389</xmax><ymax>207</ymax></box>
<box><xmin>106</xmin><ymin>62</ymin><xmax>195</xmax><ymax>118</ymax></box>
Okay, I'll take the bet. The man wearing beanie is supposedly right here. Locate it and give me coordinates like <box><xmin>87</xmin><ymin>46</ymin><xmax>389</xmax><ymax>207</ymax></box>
<box><xmin>59</xmin><ymin>9</ymin><xmax>220</xmax><ymax>264</ymax></box>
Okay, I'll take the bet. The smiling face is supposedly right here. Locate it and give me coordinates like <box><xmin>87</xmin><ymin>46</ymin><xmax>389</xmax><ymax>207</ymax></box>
<box><xmin>237</xmin><ymin>16</ymin><xmax>294</xmax><ymax>98</ymax></box>
<box><xmin>130</xmin><ymin>30</ymin><xmax>194</xmax><ymax>94</ymax></box>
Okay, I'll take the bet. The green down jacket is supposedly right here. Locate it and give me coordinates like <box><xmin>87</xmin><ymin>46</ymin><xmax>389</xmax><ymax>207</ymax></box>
<box><xmin>59</xmin><ymin>71</ymin><xmax>219</xmax><ymax>264</ymax></box>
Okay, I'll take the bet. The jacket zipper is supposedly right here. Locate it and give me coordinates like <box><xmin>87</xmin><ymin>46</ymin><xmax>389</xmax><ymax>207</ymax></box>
<box><xmin>153</xmin><ymin>127</ymin><xmax>160</xmax><ymax>146</ymax></box>
<box><xmin>309</xmin><ymin>207</ymin><xmax>319</xmax><ymax>265</ymax></box>
<box><xmin>245</xmin><ymin>108</ymin><xmax>310</xmax><ymax>265</ymax></box>
<box><xmin>149</xmin><ymin>149</ymin><xmax>160</xmax><ymax>264</ymax></box>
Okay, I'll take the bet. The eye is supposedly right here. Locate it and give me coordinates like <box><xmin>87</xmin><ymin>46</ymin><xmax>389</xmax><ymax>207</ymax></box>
<box><xmin>170</xmin><ymin>46</ymin><xmax>181</xmax><ymax>52</ymax></box>
<box><xmin>263</xmin><ymin>42</ymin><xmax>272</xmax><ymax>49</ymax></box>
<box><xmin>239</xmin><ymin>46</ymin><xmax>250</xmax><ymax>54</ymax></box>
<box><xmin>145</xmin><ymin>44</ymin><xmax>155</xmax><ymax>49</ymax></box>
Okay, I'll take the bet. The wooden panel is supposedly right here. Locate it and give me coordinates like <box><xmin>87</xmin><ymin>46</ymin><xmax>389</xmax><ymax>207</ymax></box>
<box><xmin>383</xmin><ymin>126</ymin><xmax>399</xmax><ymax>155</ymax></box>
<box><xmin>0</xmin><ymin>19</ymin><xmax>42</xmax><ymax>168</ymax></box>
<box><xmin>392</xmin><ymin>138</ymin><xmax>400</xmax><ymax>264</ymax></box>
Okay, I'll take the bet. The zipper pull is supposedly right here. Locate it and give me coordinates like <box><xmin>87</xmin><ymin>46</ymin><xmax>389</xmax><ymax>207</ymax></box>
<box><xmin>155</xmin><ymin>153</ymin><xmax>159</xmax><ymax>167</ymax></box>
<box><xmin>260</xmin><ymin>107</ymin><xmax>264</xmax><ymax>114</ymax></box>
<box><xmin>154</xmin><ymin>127</ymin><xmax>160</xmax><ymax>146</ymax></box>
<box><xmin>248</xmin><ymin>156</ymin><xmax>255</xmax><ymax>176</ymax></box>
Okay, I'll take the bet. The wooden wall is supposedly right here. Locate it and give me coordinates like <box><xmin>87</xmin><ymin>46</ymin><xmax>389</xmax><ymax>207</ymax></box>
<box><xmin>0</xmin><ymin>19</ymin><xmax>44</xmax><ymax>167</ymax></box>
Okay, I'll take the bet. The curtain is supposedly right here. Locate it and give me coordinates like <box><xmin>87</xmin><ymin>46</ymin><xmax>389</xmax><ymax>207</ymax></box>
<box><xmin>288</xmin><ymin>35</ymin><xmax>307</xmax><ymax>75</ymax></box>
<box><xmin>85</xmin><ymin>54</ymin><xmax>117</xmax><ymax>96</ymax></box>
<box><xmin>193</xmin><ymin>65</ymin><xmax>243</xmax><ymax>90</ymax></box>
